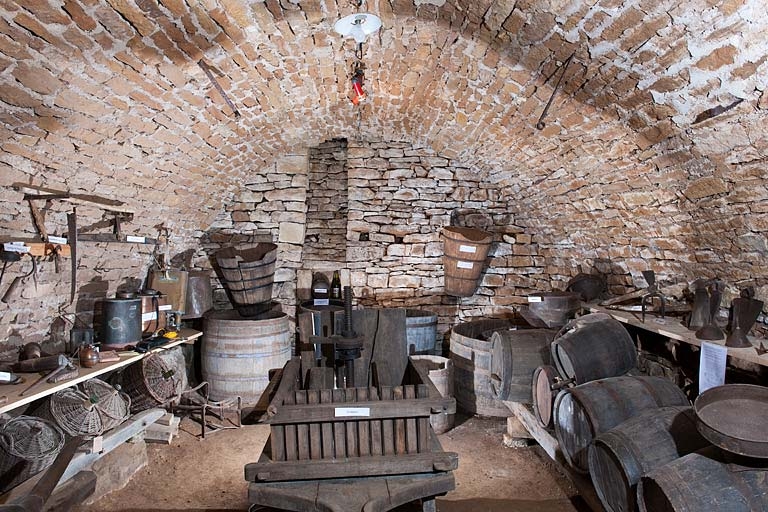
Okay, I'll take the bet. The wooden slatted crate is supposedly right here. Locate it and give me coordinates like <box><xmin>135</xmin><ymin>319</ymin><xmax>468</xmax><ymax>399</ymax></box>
<box><xmin>245</xmin><ymin>356</ymin><xmax>458</xmax><ymax>482</ymax></box>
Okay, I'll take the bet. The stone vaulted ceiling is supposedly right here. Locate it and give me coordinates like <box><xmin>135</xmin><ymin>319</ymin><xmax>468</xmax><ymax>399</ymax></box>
<box><xmin>0</xmin><ymin>0</ymin><xmax>766</xmax><ymax>235</ymax></box>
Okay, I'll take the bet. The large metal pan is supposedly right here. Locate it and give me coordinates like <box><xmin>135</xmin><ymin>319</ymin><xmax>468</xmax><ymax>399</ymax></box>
<box><xmin>694</xmin><ymin>383</ymin><xmax>768</xmax><ymax>458</ymax></box>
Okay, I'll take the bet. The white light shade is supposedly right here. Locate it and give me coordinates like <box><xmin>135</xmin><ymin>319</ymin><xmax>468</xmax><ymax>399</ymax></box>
<box><xmin>333</xmin><ymin>13</ymin><xmax>382</xmax><ymax>44</ymax></box>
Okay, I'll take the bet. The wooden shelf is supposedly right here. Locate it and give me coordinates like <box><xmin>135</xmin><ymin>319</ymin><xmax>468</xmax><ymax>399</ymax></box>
<box><xmin>585</xmin><ymin>303</ymin><xmax>768</xmax><ymax>367</ymax></box>
<box><xmin>0</xmin><ymin>328</ymin><xmax>202</xmax><ymax>414</ymax></box>
<box><xmin>2</xmin><ymin>240</ymin><xmax>70</xmax><ymax>257</ymax></box>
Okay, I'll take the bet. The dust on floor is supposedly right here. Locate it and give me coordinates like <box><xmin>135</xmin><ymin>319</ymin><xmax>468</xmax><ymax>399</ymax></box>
<box><xmin>74</xmin><ymin>415</ymin><xmax>583</xmax><ymax>512</ymax></box>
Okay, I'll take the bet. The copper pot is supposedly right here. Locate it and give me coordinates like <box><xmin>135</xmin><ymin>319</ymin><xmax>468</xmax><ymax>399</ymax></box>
<box><xmin>79</xmin><ymin>345</ymin><xmax>100</xmax><ymax>368</ymax></box>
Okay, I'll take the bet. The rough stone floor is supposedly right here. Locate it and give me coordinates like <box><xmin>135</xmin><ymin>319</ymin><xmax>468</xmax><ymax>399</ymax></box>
<box><xmin>74</xmin><ymin>415</ymin><xmax>586</xmax><ymax>512</ymax></box>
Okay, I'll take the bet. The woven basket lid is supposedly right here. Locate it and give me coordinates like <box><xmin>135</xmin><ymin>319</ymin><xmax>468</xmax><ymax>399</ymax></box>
<box><xmin>137</xmin><ymin>354</ymin><xmax>178</xmax><ymax>402</ymax></box>
<box><xmin>81</xmin><ymin>379</ymin><xmax>131</xmax><ymax>425</ymax></box>
<box><xmin>48</xmin><ymin>388</ymin><xmax>104</xmax><ymax>437</ymax></box>
<box><xmin>0</xmin><ymin>416</ymin><xmax>64</xmax><ymax>460</ymax></box>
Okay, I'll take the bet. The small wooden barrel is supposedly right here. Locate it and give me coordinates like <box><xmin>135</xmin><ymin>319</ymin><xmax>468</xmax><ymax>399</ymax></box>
<box><xmin>550</xmin><ymin>314</ymin><xmax>637</xmax><ymax>385</ymax></box>
<box><xmin>215</xmin><ymin>244</ymin><xmax>277</xmax><ymax>317</ymax></box>
<box><xmin>489</xmin><ymin>329</ymin><xmax>555</xmax><ymax>403</ymax></box>
<box><xmin>553</xmin><ymin>375</ymin><xmax>689</xmax><ymax>473</ymax></box>
<box><xmin>203</xmin><ymin>309</ymin><xmax>291</xmax><ymax>404</ymax></box>
<box><xmin>532</xmin><ymin>364</ymin><xmax>564</xmax><ymax>428</ymax></box>
<box><xmin>588</xmin><ymin>406</ymin><xmax>710</xmax><ymax>512</ymax></box>
<box><xmin>441</xmin><ymin>227</ymin><xmax>492</xmax><ymax>297</ymax></box>
<box><xmin>450</xmin><ymin>318</ymin><xmax>519</xmax><ymax>417</ymax></box>
<box><xmin>410</xmin><ymin>355</ymin><xmax>455</xmax><ymax>434</ymax></box>
<box><xmin>638</xmin><ymin>449</ymin><xmax>768</xmax><ymax>512</ymax></box>
<box><xmin>406</xmin><ymin>309</ymin><xmax>439</xmax><ymax>355</ymax></box>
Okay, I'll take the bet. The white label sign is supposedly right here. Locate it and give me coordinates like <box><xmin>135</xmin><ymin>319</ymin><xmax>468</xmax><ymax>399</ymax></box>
<box><xmin>313</xmin><ymin>288</ymin><xmax>328</xmax><ymax>294</ymax></box>
<box><xmin>528</xmin><ymin>296</ymin><xmax>542</xmax><ymax>303</ymax></box>
<box><xmin>159</xmin><ymin>304</ymin><xmax>173</xmax><ymax>311</ymax></box>
<box><xmin>456</xmin><ymin>261</ymin><xmax>474</xmax><ymax>269</ymax></box>
<box><xmin>126</xmin><ymin>235</ymin><xmax>146</xmax><ymax>243</ymax></box>
<box><xmin>48</xmin><ymin>235</ymin><xmax>67</xmax><ymax>244</ymax></box>
<box><xmin>334</xmin><ymin>407</ymin><xmax>371</xmax><ymax>418</ymax></box>
<box><xmin>3</xmin><ymin>243</ymin><xmax>30</xmax><ymax>253</ymax></box>
<box><xmin>313</xmin><ymin>299</ymin><xmax>329</xmax><ymax>306</ymax></box>
<box><xmin>0</xmin><ymin>371</ymin><xmax>12</xmax><ymax>381</ymax></box>
<box><xmin>459</xmin><ymin>245</ymin><xmax>477</xmax><ymax>253</ymax></box>
<box><xmin>142</xmin><ymin>312</ymin><xmax>157</xmax><ymax>322</ymax></box>
<box><xmin>699</xmin><ymin>342</ymin><xmax>727</xmax><ymax>394</ymax></box>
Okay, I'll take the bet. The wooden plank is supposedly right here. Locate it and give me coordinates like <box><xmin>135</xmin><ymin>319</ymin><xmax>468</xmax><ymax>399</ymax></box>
<box><xmin>380</xmin><ymin>386</ymin><xmax>395</xmax><ymax>456</ymax></box>
<box><xmin>356</xmin><ymin>387</ymin><xmax>370</xmax><ymax>457</ymax></box>
<box><xmin>245</xmin><ymin>450</ymin><xmax>459</xmax><ymax>482</ymax></box>
<box><xmin>405</xmin><ymin>385</ymin><xmax>418</xmax><ymax>454</ymax></box>
<box><xmin>308</xmin><ymin>366</ymin><xmax>335</xmax><ymax>390</ymax></box>
<box><xmin>416</xmin><ymin>384</ymin><xmax>430</xmax><ymax>454</ymax></box>
<box><xmin>307</xmin><ymin>389</ymin><xmax>322</xmax><ymax>460</ymax></box>
<box><xmin>283</xmin><ymin>392</ymin><xmax>298</xmax><ymax>461</ymax></box>
<box><xmin>393</xmin><ymin>386</ymin><xmax>407</xmax><ymax>455</ymax></box>
<box><xmin>369</xmin><ymin>308</ymin><xmax>409</xmax><ymax>387</ymax></box>
<box><xmin>264</xmin><ymin>397</ymin><xmax>442</xmax><ymax>424</ymax></box>
<box><xmin>352</xmin><ymin>309</ymin><xmax>380</xmax><ymax>387</ymax></box>
<box><xmin>369</xmin><ymin>386</ymin><xmax>382</xmax><ymax>456</ymax></box>
<box><xmin>504</xmin><ymin>401</ymin><xmax>558</xmax><ymax>460</ymax></box>
<box><xmin>332</xmin><ymin>388</ymin><xmax>346</xmax><ymax>458</ymax></box>
<box><xmin>248</xmin><ymin>471</ymin><xmax>456</xmax><ymax>512</ymax></box>
<box><xmin>319</xmin><ymin>389</ymin><xmax>334</xmax><ymax>459</ymax></box>
<box><xmin>266</xmin><ymin>357</ymin><xmax>301</xmax><ymax>418</ymax></box>
<box><xmin>344</xmin><ymin>387</ymin><xmax>358</xmax><ymax>458</ymax></box>
<box><xmin>295</xmin><ymin>391</ymin><xmax>310</xmax><ymax>461</ymax></box>
<box><xmin>42</xmin><ymin>470</ymin><xmax>96</xmax><ymax>512</ymax></box>
<box><xmin>587</xmin><ymin>303</ymin><xmax>768</xmax><ymax>368</ymax></box>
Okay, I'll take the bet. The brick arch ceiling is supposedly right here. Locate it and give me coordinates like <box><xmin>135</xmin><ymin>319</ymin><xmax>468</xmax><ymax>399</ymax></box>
<box><xmin>0</xmin><ymin>0</ymin><xmax>766</xmax><ymax>234</ymax></box>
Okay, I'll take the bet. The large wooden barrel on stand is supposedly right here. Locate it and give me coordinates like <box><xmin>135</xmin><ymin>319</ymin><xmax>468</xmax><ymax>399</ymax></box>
<box><xmin>588</xmin><ymin>406</ymin><xmax>710</xmax><ymax>512</ymax></box>
<box><xmin>553</xmin><ymin>375</ymin><xmax>690</xmax><ymax>473</ymax></box>
<box><xmin>550</xmin><ymin>313</ymin><xmax>638</xmax><ymax>385</ymax></box>
<box><xmin>489</xmin><ymin>328</ymin><xmax>555</xmax><ymax>403</ymax></box>
<box><xmin>202</xmin><ymin>309</ymin><xmax>291</xmax><ymax>404</ymax></box>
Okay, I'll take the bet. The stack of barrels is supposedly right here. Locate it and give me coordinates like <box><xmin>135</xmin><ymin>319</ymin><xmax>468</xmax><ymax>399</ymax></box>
<box><xmin>487</xmin><ymin>312</ymin><xmax>764</xmax><ymax>512</ymax></box>
<box><xmin>203</xmin><ymin>243</ymin><xmax>291</xmax><ymax>405</ymax></box>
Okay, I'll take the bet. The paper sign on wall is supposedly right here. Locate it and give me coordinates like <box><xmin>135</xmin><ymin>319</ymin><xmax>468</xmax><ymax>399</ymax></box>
<box><xmin>699</xmin><ymin>342</ymin><xmax>727</xmax><ymax>394</ymax></box>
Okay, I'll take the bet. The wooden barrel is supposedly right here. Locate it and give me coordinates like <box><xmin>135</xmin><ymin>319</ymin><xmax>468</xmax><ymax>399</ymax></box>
<box><xmin>441</xmin><ymin>227</ymin><xmax>492</xmax><ymax>297</ymax></box>
<box><xmin>553</xmin><ymin>375</ymin><xmax>689</xmax><ymax>473</ymax></box>
<box><xmin>550</xmin><ymin>314</ymin><xmax>637</xmax><ymax>385</ymax></box>
<box><xmin>202</xmin><ymin>309</ymin><xmax>291</xmax><ymax>404</ymax></box>
<box><xmin>489</xmin><ymin>329</ymin><xmax>555</xmax><ymax>403</ymax></box>
<box><xmin>406</xmin><ymin>309</ymin><xmax>439</xmax><ymax>355</ymax></box>
<box><xmin>532</xmin><ymin>364</ymin><xmax>563</xmax><ymax>428</ymax></box>
<box><xmin>638</xmin><ymin>449</ymin><xmax>768</xmax><ymax>512</ymax></box>
<box><xmin>214</xmin><ymin>244</ymin><xmax>277</xmax><ymax>317</ymax></box>
<box><xmin>588</xmin><ymin>406</ymin><xmax>711</xmax><ymax>512</ymax></box>
<box><xmin>410</xmin><ymin>355</ymin><xmax>455</xmax><ymax>434</ymax></box>
<box><xmin>449</xmin><ymin>318</ymin><xmax>518</xmax><ymax>417</ymax></box>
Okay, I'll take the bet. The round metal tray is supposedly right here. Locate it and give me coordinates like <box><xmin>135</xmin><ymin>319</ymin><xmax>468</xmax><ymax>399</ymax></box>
<box><xmin>694</xmin><ymin>384</ymin><xmax>768</xmax><ymax>458</ymax></box>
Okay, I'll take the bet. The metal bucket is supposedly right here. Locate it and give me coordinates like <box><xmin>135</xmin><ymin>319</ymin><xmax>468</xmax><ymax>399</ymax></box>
<box><xmin>100</xmin><ymin>297</ymin><xmax>142</xmax><ymax>347</ymax></box>
<box><xmin>183</xmin><ymin>270</ymin><xmax>213</xmax><ymax>319</ymax></box>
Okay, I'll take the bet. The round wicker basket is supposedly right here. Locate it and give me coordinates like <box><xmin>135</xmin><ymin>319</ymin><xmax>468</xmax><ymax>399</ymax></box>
<box><xmin>39</xmin><ymin>388</ymin><xmax>104</xmax><ymax>438</ymax></box>
<box><xmin>81</xmin><ymin>378</ymin><xmax>131</xmax><ymax>431</ymax></box>
<box><xmin>121</xmin><ymin>354</ymin><xmax>178</xmax><ymax>413</ymax></box>
<box><xmin>0</xmin><ymin>415</ymin><xmax>64</xmax><ymax>493</ymax></box>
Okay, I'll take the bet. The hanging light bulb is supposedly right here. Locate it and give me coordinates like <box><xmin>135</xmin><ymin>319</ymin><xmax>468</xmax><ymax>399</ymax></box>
<box><xmin>333</xmin><ymin>13</ymin><xmax>382</xmax><ymax>44</ymax></box>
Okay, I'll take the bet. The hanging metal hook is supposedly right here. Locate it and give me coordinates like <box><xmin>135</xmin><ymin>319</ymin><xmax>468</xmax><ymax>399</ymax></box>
<box><xmin>535</xmin><ymin>52</ymin><xmax>575</xmax><ymax>130</ymax></box>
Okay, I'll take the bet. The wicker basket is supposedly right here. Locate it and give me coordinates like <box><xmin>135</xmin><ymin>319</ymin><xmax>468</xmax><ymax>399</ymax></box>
<box><xmin>121</xmin><ymin>354</ymin><xmax>178</xmax><ymax>413</ymax></box>
<box><xmin>0</xmin><ymin>415</ymin><xmax>65</xmax><ymax>493</ymax></box>
<box><xmin>38</xmin><ymin>388</ymin><xmax>104</xmax><ymax>438</ymax></box>
<box><xmin>81</xmin><ymin>379</ymin><xmax>131</xmax><ymax>431</ymax></box>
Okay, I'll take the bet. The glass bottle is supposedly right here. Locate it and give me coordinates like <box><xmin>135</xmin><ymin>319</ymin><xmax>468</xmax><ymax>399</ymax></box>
<box><xmin>330</xmin><ymin>271</ymin><xmax>342</xmax><ymax>300</ymax></box>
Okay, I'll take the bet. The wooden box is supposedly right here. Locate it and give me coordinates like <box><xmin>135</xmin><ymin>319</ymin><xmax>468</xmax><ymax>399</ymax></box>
<box><xmin>245</xmin><ymin>356</ymin><xmax>457</xmax><ymax>482</ymax></box>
